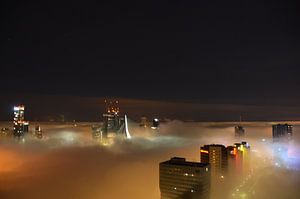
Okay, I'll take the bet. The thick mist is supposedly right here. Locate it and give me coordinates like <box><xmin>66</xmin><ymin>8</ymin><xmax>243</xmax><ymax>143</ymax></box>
<box><xmin>1</xmin><ymin>121</ymin><xmax>300</xmax><ymax>199</ymax></box>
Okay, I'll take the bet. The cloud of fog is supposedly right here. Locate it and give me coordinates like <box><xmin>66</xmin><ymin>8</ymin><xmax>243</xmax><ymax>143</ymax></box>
<box><xmin>1</xmin><ymin>121</ymin><xmax>300</xmax><ymax>199</ymax></box>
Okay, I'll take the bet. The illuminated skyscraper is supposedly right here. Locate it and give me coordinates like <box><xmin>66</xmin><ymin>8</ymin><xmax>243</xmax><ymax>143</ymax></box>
<box><xmin>13</xmin><ymin>105</ymin><xmax>29</xmax><ymax>136</ymax></box>
<box><xmin>200</xmin><ymin>144</ymin><xmax>228</xmax><ymax>177</ymax></box>
<box><xmin>159</xmin><ymin>157</ymin><xmax>210</xmax><ymax>199</ymax></box>
<box><xmin>272</xmin><ymin>124</ymin><xmax>293</xmax><ymax>141</ymax></box>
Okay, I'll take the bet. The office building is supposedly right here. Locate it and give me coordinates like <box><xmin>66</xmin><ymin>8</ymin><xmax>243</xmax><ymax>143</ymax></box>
<box><xmin>200</xmin><ymin>144</ymin><xmax>228</xmax><ymax>176</ymax></box>
<box><xmin>272</xmin><ymin>124</ymin><xmax>293</xmax><ymax>141</ymax></box>
<box><xmin>13</xmin><ymin>105</ymin><xmax>29</xmax><ymax>137</ymax></box>
<box><xmin>160</xmin><ymin>157</ymin><xmax>210</xmax><ymax>199</ymax></box>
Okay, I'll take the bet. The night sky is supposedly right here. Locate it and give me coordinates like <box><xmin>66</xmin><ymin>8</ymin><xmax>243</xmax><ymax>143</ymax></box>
<box><xmin>1</xmin><ymin>1</ymin><xmax>300</xmax><ymax>107</ymax></box>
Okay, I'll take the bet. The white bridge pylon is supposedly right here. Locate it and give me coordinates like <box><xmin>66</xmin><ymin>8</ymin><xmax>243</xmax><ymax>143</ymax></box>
<box><xmin>124</xmin><ymin>114</ymin><xmax>131</xmax><ymax>139</ymax></box>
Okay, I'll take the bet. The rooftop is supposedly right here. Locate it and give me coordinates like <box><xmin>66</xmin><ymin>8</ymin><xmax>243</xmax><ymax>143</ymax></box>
<box><xmin>160</xmin><ymin>157</ymin><xmax>209</xmax><ymax>168</ymax></box>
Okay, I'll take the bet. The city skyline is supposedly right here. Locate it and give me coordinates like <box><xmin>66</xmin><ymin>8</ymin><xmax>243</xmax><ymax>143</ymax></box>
<box><xmin>1</xmin><ymin>119</ymin><xmax>300</xmax><ymax>199</ymax></box>
<box><xmin>1</xmin><ymin>1</ymin><xmax>300</xmax><ymax>199</ymax></box>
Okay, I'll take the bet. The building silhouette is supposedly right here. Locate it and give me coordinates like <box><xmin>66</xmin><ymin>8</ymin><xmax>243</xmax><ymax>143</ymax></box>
<box><xmin>234</xmin><ymin>126</ymin><xmax>245</xmax><ymax>138</ymax></box>
<box><xmin>152</xmin><ymin>118</ymin><xmax>160</xmax><ymax>129</ymax></box>
<box><xmin>139</xmin><ymin>116</ymin><xmax>148</xmax><ymax>127</ymax></box>
<box><xmin>160</xmin><ymin>157</ymin><xmax>210</xmax><ymax>199</ymax></box>
<box><xmin>272</xmin><ymin>124</ymin><xmax>292</xmax><ymax>142</ymax></box>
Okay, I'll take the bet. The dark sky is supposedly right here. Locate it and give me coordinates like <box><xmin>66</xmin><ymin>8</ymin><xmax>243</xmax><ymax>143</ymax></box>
<box><xmin>1</xmin><ymin>0</ymin><xmax>300</xmax><ymax>103</ymax></box>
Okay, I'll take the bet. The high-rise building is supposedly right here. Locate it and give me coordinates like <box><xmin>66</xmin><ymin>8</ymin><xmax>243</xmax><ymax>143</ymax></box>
<box><xmin>159</xmin><ymin>157</ymin><xmax>210</xmax><ymax>199</ymax></box>
<box><xmin>272</xmin><ymin>124</ymin><xmax>293</xmax><ymax>141</ymax></box>
<box><xmin>13</xmin><ymin>105</ymin><xmax>29</xmax><ymax>137</ymax></box>
<box><xmin>234</xmin><ymin>126</ymin><xmax>245</xmax><ymax>138</ymax></box>
<box><xmin>200</xmin><ymin>144</ymin><xmax>228</xmax><ymax>177</ymax></box>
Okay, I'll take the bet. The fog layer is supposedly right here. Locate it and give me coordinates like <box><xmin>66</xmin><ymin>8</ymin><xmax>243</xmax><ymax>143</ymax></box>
<box><xmin>1</xmin><ymin>121</ymin><xmax>300</xmax><ymax>199</ymax></box>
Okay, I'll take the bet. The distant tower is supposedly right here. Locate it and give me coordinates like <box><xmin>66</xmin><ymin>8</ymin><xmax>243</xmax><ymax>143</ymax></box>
<box><xmin>234</xmin><ymin>115</ymin><xmax>245</xmax><ymax>138</ymax></box>
<box><xmin>272</xmin><ymin>124</ymin><xmax>293</xmax><ymax>141</ymax></box>
<box><xmin>139</xmin><ymin>116</ymin><xmax>148</xmax><ymax>127</ymax></box>
<box><xmin>159</xmin><ymin>157</ymin><xmax>210</xmax><ymax>199</ymax></box>
<box><xmin>234</xmin><ymin>126</ymin><xmax>245</xmax><ymax>137</ymax></box>
<box><xmin>13</xmin><ymin>105</ymin><xmax>29</xmax><ymax>137</ymax></box>
<box><xmin>34</xmin><ymin>125</ymin><xmax>43</xmax><ymax>139</ymax></box>
<box><xmin>200</xmin><ymin>144</ymin><xmax>228</xmax><ymax>177</ymax></box>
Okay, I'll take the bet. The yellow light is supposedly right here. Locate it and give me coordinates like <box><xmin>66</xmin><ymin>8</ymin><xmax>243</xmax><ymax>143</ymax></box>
<box><xmin>200</xmin><ymin>150</ymin><xmax>209</xmax><ymax>154</ymax></box>
<box><xmin>240</xmin><ymin>145</ymin><xmax>244</xmax><ymax>152</ymax></box>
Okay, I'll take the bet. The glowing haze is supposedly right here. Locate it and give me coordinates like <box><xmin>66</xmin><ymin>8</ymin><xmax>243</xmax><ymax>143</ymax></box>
<box><xmin>0</xmin><ymin>121</ymin><xmax>300</xmax><ymax>199</ymax></box>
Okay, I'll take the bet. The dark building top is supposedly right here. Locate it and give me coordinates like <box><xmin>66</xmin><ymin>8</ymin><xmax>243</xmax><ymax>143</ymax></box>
<box><xmin>160</xmin><ymin>157</ymin><xmax>209</xmax><ymax>168</ymax></box>
<box><xmin>201</xmin><ymin>144</ymin><xmax>227</xmax><ymax>150</ymax></box>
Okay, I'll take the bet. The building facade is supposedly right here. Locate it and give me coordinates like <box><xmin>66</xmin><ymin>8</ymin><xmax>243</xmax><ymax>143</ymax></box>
<box><xmin>13</xmin><ymin>105</ymin><xmax>29</xmax><ymax>136</ymax></box>
<box><xmin>160</xmin><ymin>157</ymin><xmax>210</xmax><ymax>199</ymax></box>
<box><xmin>200</xmin><ymin>144</ymin><xmax>228</xmax><ymax>177</ymax></box>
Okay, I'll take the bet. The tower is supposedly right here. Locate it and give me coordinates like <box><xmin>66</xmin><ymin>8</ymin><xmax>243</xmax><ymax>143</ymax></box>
<box><xmin>234</xmin><ymin>126</ymin><xmax>245</xmax><ymax>138</ymax></box>
<box><xmin>13</xmin><ymin>105</ymin><xmax>29</xmax><ymax>137</ymax></box>
<box><xmin>234</xmin><ymin>115</ymin><xmax>245</xmax><ymax>138</ymax></box>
